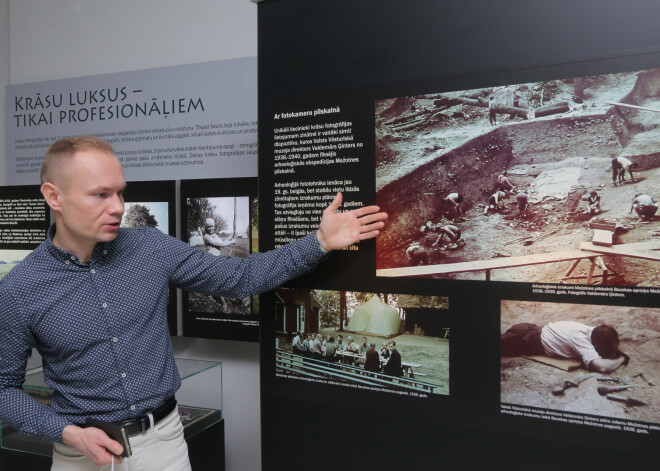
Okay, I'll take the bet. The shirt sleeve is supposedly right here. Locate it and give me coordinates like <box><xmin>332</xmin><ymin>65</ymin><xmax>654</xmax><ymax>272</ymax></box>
<box><xmin>160</xmin><ymin>230</ymin><xmax>328</xmax><ymax>298</ymax></box>
<box><xmin>0</xmin><ymin>285</ymin><xmax>72</xmax><ymax>442</ymax></box>
<box><xmin>568</xmin><ymin>332</ymin><xmax>601</xmax><ymax>366</ymax></box>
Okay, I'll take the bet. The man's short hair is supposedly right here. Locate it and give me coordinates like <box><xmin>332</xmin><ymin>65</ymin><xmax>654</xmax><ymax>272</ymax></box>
<box><xmin>591</xmin><ymin>324</ymin><xmax>619</xmax><ymax>359</ymax></box>
<box><xmin>41</xmin><ymin>135</ymin><xmax>115</xmax><ymax>185</ymax></box>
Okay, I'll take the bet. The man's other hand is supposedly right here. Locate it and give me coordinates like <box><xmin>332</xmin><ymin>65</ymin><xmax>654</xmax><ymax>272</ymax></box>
<box><xmin>62</xmin><ymin>424</ymin><xmax>124</xmax><ymax>466</ymax></box>
<box><xmin>316</xmin><ymin>192</ymin><xmax>387</xmax><ymax>251</ymax></box>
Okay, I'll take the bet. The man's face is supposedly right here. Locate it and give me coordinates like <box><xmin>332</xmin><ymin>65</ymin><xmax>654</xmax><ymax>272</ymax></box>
<box><xmin>52</xmin><ymin>149</ymin><xmax>126</xmax><ymax>253</ymax></box>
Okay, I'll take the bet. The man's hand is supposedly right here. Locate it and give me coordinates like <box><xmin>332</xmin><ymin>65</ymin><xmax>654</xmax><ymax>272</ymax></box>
<box><xmin>62</xmin><ymin>424</ymin><xmax>124</xmax><ymax>466</ymax></box>
<box><xmin>316</xmin><ymin>192</ymin><xmax>387</xmax><ymax>251</ymax></box>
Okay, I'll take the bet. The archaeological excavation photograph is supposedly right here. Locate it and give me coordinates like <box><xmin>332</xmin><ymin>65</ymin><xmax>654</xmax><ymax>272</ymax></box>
<box><xmin>375</xmin><ymin>68</ymin><xmax>660</xmax><ymax>285</ymax></box>
<box><xmin>500</xmin><ymin>300</ymin><xmax>660</xmax><ymax>427</ymax></box>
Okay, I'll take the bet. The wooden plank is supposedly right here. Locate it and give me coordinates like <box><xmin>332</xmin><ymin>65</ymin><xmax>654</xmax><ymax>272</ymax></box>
<box><xmin>616</xmin><ymin>240</ymin><xmax>660</xmax><ymax>251</ymax></box>
<box><xmin>377</xmin><ymin>249</ymin><xmax>598</xmax><ymax>277</ymax></box>
<box><xmin>589</xmin><ymin>222</ymin><xmax>617</xmax><ymax>231</ymax></box>
<box><xmin>580</xmin><ymin>242</ymin><xmax>660</xmax><ymax>261</ymax></box>
<box><xmin>606</xmin><ymin>101</ymin><xmax>660</xmax><ymax>113</ymax></box>
<box><xmin>592</xmin><ymin>229</ymin><xmax>613</xmax><ymax>246</ymax></box>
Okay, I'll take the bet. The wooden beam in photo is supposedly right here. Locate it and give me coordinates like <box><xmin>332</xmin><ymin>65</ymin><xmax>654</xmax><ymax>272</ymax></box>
<box><xmin>580</xmin><ymin>242</ymin><xmax>660</xmax><ymax>261</ymax></box>
<box><xmin>376</xmin><ymin>249</ymin><xmax>599</xmax><ymax>278</ymax></box>
<box><xmin>606</xmin><ymin>101</ymin><xmax>660</xmax><ymax>113</ymax></box>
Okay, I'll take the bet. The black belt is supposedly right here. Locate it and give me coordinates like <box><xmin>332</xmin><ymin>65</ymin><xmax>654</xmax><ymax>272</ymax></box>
<box><xmin>117</xmin><ymin>396</ymin><xmax>177</xmax><ymax>437</ymax></box>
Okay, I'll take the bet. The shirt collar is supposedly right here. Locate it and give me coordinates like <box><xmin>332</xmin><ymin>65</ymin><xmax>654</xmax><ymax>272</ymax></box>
<box><xmin>44</xmin><ymin>224</ymin><xmax>114</xmax><ymax>265</ymax></box>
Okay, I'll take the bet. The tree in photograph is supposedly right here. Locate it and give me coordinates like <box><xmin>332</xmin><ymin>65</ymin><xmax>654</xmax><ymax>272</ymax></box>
<box><xmin>123</xmin><ymin>204</ymin><xmax>158</xmax><ymax>229</ymax></box>
<box><xmin>186</xmin><ymin>197</ymin><xmax>228</xmax><ymax>234</ymax></box>
<box><xmin>314</xmin><ymin>290</ymin><xmax>340</xmax><ymax>328</ymax></box>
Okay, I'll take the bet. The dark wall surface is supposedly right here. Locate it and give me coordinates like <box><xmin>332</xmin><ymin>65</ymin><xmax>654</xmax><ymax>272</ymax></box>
<box><xmin>258</xmin><ymin>1</ymin><xmax>660</xmax><ymax>469</ymax></box>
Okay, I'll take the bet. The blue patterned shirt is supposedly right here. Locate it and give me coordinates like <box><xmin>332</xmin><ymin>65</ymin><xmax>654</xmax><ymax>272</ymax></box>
<box><xmin>0</xmin><ymin>225</ymin><xmax>325</xmax><ymax>443</ymax></box>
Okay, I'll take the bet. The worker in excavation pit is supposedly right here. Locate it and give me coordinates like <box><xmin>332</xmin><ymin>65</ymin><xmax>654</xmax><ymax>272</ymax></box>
<box><xmin>516</xmin><ymin>191</ymin><xmax>529</xmax><ymax>216</ymax></box>
<box><xmin>610</xmin><ymin>156</ymin><xmax>638</xmax><ymax>185</ymax></box>
<box><xmin>630</xmin><ymin>193</ymin><xmax>659</xmax><ymax>219</ymax></box>
<box><xmin>427</xmin><ymin>223</ymin><xmax>464</xmax><ymax>249</ymax></box>
<box><xmin>484</xmin><ymin>190</ymin><xmax>507</xmax><ymax>215</ymax></box>
<box><xmin>585</xmin><ymin>190</ymin><xmax>601</xmax><ymax>215</ymax></box>
<box><xmin>496</xmin><ymin>171</ymin><xmax>515</xmax><ymax>193</ymax></box>
<box><xmin>443</xmin><ymin>192</ymin><xmax>464</xmax><ymax>220</ymax></box>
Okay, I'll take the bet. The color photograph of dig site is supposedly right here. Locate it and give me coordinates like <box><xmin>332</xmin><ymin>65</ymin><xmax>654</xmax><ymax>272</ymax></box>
<box><xmin>376</xmin><ymin>68</ymin><xmax>660</xmax><ymax>285</ymax></box>
<box><xmin>500</xmin><ymin>300</ymin><xmax>660</xmax><ymax>426</ymax></box>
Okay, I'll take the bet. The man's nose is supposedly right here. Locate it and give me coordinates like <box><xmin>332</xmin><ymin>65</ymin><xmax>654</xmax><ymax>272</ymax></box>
<box><xmin>109</xmin><ymin>194</ymin><xmax>124</xmax><ymax>215</ymax></box>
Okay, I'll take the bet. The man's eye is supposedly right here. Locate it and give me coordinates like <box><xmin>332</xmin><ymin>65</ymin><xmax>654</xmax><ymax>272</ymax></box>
<box><xmin>96</xmin><ymin>193</ymin><xmax>107</xmax><ymax>198</ymax></box>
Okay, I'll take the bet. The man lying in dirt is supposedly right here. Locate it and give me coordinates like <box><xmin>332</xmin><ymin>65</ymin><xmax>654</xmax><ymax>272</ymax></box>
<box><xmin>484</xmin><ymin>190</ymin><xmax>507</xmax><ymax>215</ymax></box>
<box><xmin>630</xmin><ymin>193</ymin><xmax>659</xmax><ymax>219</ymax></box>
<box><xmin>501</xmin><ymin>321</ymin><xmax>628</xmax><ymax>374</ymax></box>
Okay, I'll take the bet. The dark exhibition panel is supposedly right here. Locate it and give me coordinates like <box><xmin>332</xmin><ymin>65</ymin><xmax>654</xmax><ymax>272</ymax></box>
<box><xmin>258</xmin><ymin>1</ymin><xmax>660</xmax><ymax>469</ymax></box>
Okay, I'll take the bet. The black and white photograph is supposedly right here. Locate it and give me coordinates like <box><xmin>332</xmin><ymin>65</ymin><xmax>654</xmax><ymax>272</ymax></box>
<box><xmin>121</xmin><ymin>201</ymin><xmax>169</xmax><ymax>233</ymax></box>
<box><xmin>275</xmin><ymin>288</ymin><xmax>450</xmax><ymax>396</ymax></box>
<box><xmin>186</xmin><ymin>195</ymin><xmax>252</xmax><ymax>315</ymax></box>
<box><xmin>501</xmin><ymin>300</ymin><xmax>660</xmax><ymax>427</ymax></box>
<box><xmin>375</xmin><ymin>68</ymin><xmax>660</xmax><ymax>285</ymax></box>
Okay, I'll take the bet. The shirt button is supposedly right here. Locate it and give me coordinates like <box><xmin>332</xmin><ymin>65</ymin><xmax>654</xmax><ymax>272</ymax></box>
<box><xmin>70</xmin><ymin>256</ymin><xmax>76</xmax><ymax>261</ymax></box>
<box><xmin>121</xmin><ymin>372</ymin><xmax>127</xmax><ymax>378</ymax></box>
<box><xmin>102</xmin><ymin>303</ymin><xmax>108</xmax><ymax>308</ymax></box>
<box><xmin>112</xmin><ymin>337</ymin><xmax>118</xmax><ymax>343</ymax></box>
<box><xmin>130</xmin><ymin>405</ymin><xmax>136</xmax><ymax>411</ymax></box>
<box><xmin>103</xmin><ymin>250</ymin><xmax>108</xmax><ymax>254</ymax></box>
<box><xmin>65</xmin><ymin>260</ymin><xmax>70</xmax><ymax>265</ymax></box>
<box><xmin>91</xmin><ymin>269</ymin><xmax>96</xmax><ymax>274</ymax></box>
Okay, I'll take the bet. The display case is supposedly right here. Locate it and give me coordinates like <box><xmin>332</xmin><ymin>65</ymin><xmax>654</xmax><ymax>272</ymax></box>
<box><xmin>0</xmin><ymin>351</ymin><xmax>224</xmax><ymax>470</ymax></box>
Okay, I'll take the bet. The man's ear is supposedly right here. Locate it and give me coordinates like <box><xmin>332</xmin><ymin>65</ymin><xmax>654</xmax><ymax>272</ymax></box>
<box><xmin>41</xmin><ymin>182</ymin><xmax>62</xmax><ymax>212</ymax></box>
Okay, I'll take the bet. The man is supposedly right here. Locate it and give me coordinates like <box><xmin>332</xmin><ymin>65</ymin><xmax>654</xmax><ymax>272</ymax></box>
<box><xmin>364</xmin><ymin>344</ymin><xmax>380</xmax><ymax>373</ymax></box>
<box><xmin>610</xmin><ymin>156</ymin><xmax>638</xmax><ymax>185</ymax></box>
<box><xmin>380</xmin><ymin>341</ymin><xmax>391</xmax><ymax>359</ymax></box>
<box><xmin>302</xmin><ymin>334</ymin><xmax>312</xmax><ymax>357</ymax></box>
<box><xmin>405</xmin><ymin>241</ymin><xmax>429</xmax><ymax>266</ymax></box>
<box><xmin>360</xmin><ymin>336</ymin><xmax>371</xmax><ymax>354</ymax></box>
<box><xmin>585</xmin><ymin>190</ymin><xmax>601</xmax><ymax>215</ymax></box>
<box><xmin>0</xmin><ymin>136</ymin><xmax>387</xmax><ymax>469</ymax></box>
<box><xmin>484</xmin><ymin>190</ymin><xmax>506</xmax><ymax>215</ymax></box>
<box><xmin>292</xmin><ymin>331</ymin><xmax>304</xmax><ymax>355</ymax></box>
<box><xmin>384</xmin><ymin>342</ymin><xmax>402</xmax><ymax>377</ymax></box>
<box><xmin>311</xmin><ymin>334</ymin><xmax>324</xmax><ymax>360</ymax></box>
<box><xmin>500</xmin><ymin>321</ymin><xmax>627</xmax><ymax>373</ymax></box>
<box><xmin>516</xmin><ymin>191</ymin><xmax>529</xmax><ymax>216</ymax></box>
<box><xmin>488</xmin><ymin>95</ymin><xmax>497</xmax><ymax>125</ymax></box>
<box><xmin>430</xmin><ymin>224</ymin><xmax>464</xmax><ymax>249</ymax></box>
<box><xmin>496</xmin><ymin>171</ymin><xmax>515</xmax><ymax>193</ymax></box>
<box><xmin>443</xmin><ymin>192</ymin><xmax>463</xmax><ymax>220</ymax></box>
<box><xmin>630</xmin><ymin>193</ymin><xmax>658</xmax><ymax>219</ymax></box>
<box><xmin>324</xmin><ymin>336</ymin><xmax>337</xmax><ymax>362</ymax></box>
<box><xmin>336</xmin><ymin>334</ymin><xmax>347</xmax><ymax>352</ymax></box>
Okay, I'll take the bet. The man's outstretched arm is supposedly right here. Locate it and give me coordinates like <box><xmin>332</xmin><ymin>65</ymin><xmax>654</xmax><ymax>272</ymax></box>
<box><xmin>588</xmin><ymin>356</ymin><xmax>626</xmax><ymax>374</ymax></box>
<box><xmin>316</xmin><ymin>192</ymin><xmax>388</xmax><ymax>251</ymax></box>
